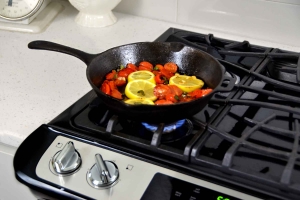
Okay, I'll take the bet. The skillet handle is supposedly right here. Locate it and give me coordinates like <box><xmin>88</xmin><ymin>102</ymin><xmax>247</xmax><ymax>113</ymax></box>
<box><xmin>28</xmin><ymin>40</ymin><xmax>96</xmax><ymax>65</ymax></box>
<box><xmin>215</xmin><ymin>76</ymin><xmax>236</xmax><ymax>92</ymax></box>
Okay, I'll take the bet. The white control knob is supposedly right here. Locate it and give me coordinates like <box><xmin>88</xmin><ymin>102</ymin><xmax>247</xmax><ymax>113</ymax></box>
<box><xmin>87</xmin><ymin>154</ymin><xmax>119</xmax><ymax>188</ymax></box>
<box><xmin>51</xmin><ymin>141</ymin><xmax>81</xmax><ymax>174</ymax></box>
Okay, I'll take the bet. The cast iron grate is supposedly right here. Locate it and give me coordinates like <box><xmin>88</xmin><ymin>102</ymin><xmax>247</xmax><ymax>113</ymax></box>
<box><xmin>191</xmin><ymin>54</ymin><xmax>300</xmax><ymax>197</ymax></box>
<box><xmin>197</xmin><ymin>114</ymin><xmax>300</xmax><ymax>194</ymax></box>
<box><xmin>164</xmin><ymin>30</ymin><xmax>269</xmax><ymax>70</ymax></box>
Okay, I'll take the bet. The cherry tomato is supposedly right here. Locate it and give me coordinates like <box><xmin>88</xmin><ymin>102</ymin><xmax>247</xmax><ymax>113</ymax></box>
<box><xmin>160</xmin><ymin>67</ymin><xmax>174</xmax><ymax>79</ymax></box>
<box><xmin>179</xmin><ymin>96</ymin><xmax>193</xmax><ymax>102</ymax></box>
<box><xmin>155</xmin><ymin>64</ymin><xmax>164</xmax><ymax>71</ymax></box>
<box><xmin>189</xmin><ymin>89</ymin><xmax>203</xmax><ymax>98</ymax></box>
<box><xmin>164</xmin><ymin>62</ymin><xmax>178</xmax><ymax>73</ymax></box>
<box><xmin>153</xmin><ymin>84</ymin><xmax>172</xmax><ymax>99</ymax></box>
<box><xmin>111</xmin><ymin>89</ymin><xmax>123</xmax><ymax>99</ymax></box>
<box><xmin>118</xmin><ymin>68</ymin><xmax>134</xmax><ymax>78</ymax></box>
<box><xmin>155</xmin><ymin>74</ymin><xmax>165</xmax><ymax>84</ymax></box>
<box><xmin>168</xmin><ymin>85</ymin><xmax>183</xmax><ymax>96</ymax></box>
<box><xmin>152</xmin><ymin>70</ymin><xmax>160</xmax><ymax>76</ymax></box>
<box><xmin>115</xmin><ymin>77</ymin><xmax>126</xmax><ymax>86</ymax></box>
<box><xmin>107</xmin><ymin>81</ymin><xmax>116</xmax><ymax>91</ymax></box>
<box><xmin>126</xmin><ymin>63</ymin><xmax>137</xmax><ymax>71</ymax></box>
<box><xmin>155</xmin><ymin>100</ymin><xmax>173</xmax><ymax>105</ymax></box>
<box><xmin>165</xmin><ymin>93</ymin><xmax>178</xmax><ymax>103</ymax></box>
<box><xmin>106</xmin><ymin>70</ymin><xmax>117</xmax><ymax>80</ymax></box>
<box><xmin>138</xmin><ymin>66</ymin><xmax>152</xmax><ymax>71</ymax></box>
<box><xmin>201</xmin><ymin>88</ymin><xmax>213</xmax><ymax>96</ymax></box>
<box><xmin>139</xmin><ymin>61</ymin><xmax>153</xmax><ymax>71</ymax></box>
<box><xmin>101</xmin><ymin>82</ymin><xmax>110</xmax><ymax>95</ymax></box>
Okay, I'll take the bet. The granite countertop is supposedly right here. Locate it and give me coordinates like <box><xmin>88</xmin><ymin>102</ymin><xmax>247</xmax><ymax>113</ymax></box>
<box><xmin>1</xmin><ymin>1</ymin><xmax>299</xmax><ymax>147</ymax></box>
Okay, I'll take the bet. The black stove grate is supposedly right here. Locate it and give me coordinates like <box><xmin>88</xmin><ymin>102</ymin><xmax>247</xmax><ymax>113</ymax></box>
<box><xmin>163</xmin><ymin>30</ymin><xmax>269</xmax><ymax>70</ymax></box>
<box><xmin>193</xmin><ymin>114</ymin><xmax>300</xmax><ymax>195</ymax></box>
<box><xmin>191</xmin><ymin>48</ymin><xmax>300</xmax><ymax>196</ymax></box>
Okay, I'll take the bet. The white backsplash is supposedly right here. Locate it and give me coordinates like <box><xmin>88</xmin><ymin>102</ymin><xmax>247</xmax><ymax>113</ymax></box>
<box><xmin>114</xmin><ymin>0</ymin><xmax>177</xmax><ymax>22</ymax></box>
<box><xmin>114</xmin><ymin>0</ymin><xmax>300</xmax><ymax>48</ymax></box>
<box><xmin>271</xmin><ymin>0</ymin><xmax>300</xmax><ymax>4</ymax></box>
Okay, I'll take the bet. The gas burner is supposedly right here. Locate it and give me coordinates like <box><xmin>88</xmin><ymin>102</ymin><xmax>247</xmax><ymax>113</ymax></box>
<box><xmin>266</xmin><ymin>49</ymin><xmax>300</xmax><ymax>85</ymax></box>
<box><xmin>73</xmin><ymin>100</ymin><xmax>203</xmax><ymax>161</ymax></box>
<box><xmin>140</xmin><ymin>119</ymin><xmax>194</xmax><ymax>144</ymax></box>
<box><xmin>141</xmin><ymin>119</ymin><xmax>185</xmax><ymax>133</ymax></box>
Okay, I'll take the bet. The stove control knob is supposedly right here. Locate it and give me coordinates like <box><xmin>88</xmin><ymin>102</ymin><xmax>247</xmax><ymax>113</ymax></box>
<box><xmin>51</xmin><ymin>141</ymin><xmax>81</xmax><ymax>174</ymax></box>
<box><xmin>87</xmin><ymin>154</ymin><xmax>119</xmax><ymax>188</ymax></box>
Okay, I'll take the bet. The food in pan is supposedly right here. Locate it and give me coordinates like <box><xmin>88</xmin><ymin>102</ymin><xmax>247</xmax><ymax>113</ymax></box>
<box><xmin>100</xmin><ymin>61</ymin><xmax>212</xmax><ymax>105</ymax></box>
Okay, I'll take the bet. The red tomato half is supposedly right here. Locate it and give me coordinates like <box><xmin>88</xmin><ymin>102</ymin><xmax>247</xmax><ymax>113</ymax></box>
<box><xmin>138</xmin><ymin>66</ymin><xmax>152</xmax><ymax>71</ymax></box>
<box><xmin>115</xmin><ymin>77</ymin><xmax>126</xmax><ymax>86</ymax></box>
<box><xmin>126</xmin><ymin>63</ymin><xmax>137</xmax><ymax>71</ymax></box>
<box><xmin>155</xmin><ymin>100</ymin><xmax>173</xmax><ymax>105</ymax></box>
<box><xmin>179</xmin><ymin>96</ymin><xmax>193</xmax><ymax>102</ymax></box>
<box><xmin>118</xmin><ymin>68</ymin><xmax>134</xmax><ymax>78</ymax></box>
<box><xmin>155</xmin><ymin>74</ymin><xmax>165</xmax><ymax>84</ymax></box>
<box><xmin>153</xmin><ymin>84</ymin><xmax>172</xmax><ymax>99</ymax></box>
<box><xmin>101</xmin><ymin>82</ymin><xmax>110</xmax><ymax>95</ymax></box>
<box><xmin>111</xmin><ymin>89</ymin><xmax>123</xmax><ymax>99</ymax></box>
<box><xmin>155</xmin><ymin>64</ymin><xmax>164</xmax><ymax>71</ymax></box>
<box><xmin>164</xmin><ymin>62</ymin><xmax>178</xmax><ymax>73</ymax></box>
<box><xmin>189</xmin><ymin>89</ymin><xmax>202</xmax><ymax>98</ymax></box>
<box><xmin>201</xmin><ymin>88</ymin><xmax>213</xmax><ymax>96</ymax></box>
<box><xmin>152</xmin><ymin>71</ymin><xmax>160</xmax><ymax>76</ymax></box>
<box><xmin>139</xmin><ymin>61</ymin><xmax>153</xmax><ymax>71</ymax></box>
<box><xmin>165</xmin><ymin>93</ymin><xmax>178</xmax><ymax>103</ymax></box>
<box><xmin>106</xmin><ymin>70</ymin><xmax>117</xmax><ymax>80</ymax></box>
<box><xmin>160</xmin><ymin>67</ymin><xmax>174</xmax><ymax>79</ymax></box>
<box><xmin>108</xmin><ymin>81</ymin><xmax>116</xmax><ymax>91</ymax></box>
<box><xmin>168</xmin><ymin>85</ymin><xmax>183</xmax><ymax>96</ymax></box>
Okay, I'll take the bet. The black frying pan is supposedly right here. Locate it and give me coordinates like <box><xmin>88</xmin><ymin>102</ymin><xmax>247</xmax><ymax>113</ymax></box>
<box><xmin>28</xmin><ymin>41</ymin><xmax>235</xmax><ymax>123</ymax></box>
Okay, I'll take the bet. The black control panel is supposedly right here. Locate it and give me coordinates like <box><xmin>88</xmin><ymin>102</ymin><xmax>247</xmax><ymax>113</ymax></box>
<box><xmin>141</xmin><ymin>173</ymin><xmax>242</xmax><ymax>200</ymax></box>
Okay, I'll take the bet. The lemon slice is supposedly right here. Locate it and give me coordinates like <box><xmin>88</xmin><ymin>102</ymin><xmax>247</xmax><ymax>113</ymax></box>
<box><xmin>125</xmin><ymin>99</ymin><xmax>154</xmax><ymax>105</ymax></box>
<box><xmin>128</xmin><ymin>71</ymin><xmax>155</xmax><ymax>84</ymax></box>
<box><xmin>169</xmin><ymin>74</ymin><xmax>204</xmax><ymax>93</ymax></box>
<box><xmin>125</xmin><ymin>80</ymin><xmax>157</xmax><ymax>101</ymax></box>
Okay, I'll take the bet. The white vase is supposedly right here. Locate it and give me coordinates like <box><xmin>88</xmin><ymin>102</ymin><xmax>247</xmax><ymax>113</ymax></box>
<box><xmin>69</xmin><ymin>0</ymin><xmax>122</xmax><ymax>27</ymax></box>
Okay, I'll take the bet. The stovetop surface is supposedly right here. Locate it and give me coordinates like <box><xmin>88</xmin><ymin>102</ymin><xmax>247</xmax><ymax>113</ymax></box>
<box><xmin>48</xmin><ymin>28</ymin><xmax>300</xmax><ymax>200</ymax></box>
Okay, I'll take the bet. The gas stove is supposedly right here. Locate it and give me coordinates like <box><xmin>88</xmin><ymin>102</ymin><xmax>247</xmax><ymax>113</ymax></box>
<box><xmin>14</xmin><ymin>28</ymin><xmax>300</xmax><ymax>200</ymax></box>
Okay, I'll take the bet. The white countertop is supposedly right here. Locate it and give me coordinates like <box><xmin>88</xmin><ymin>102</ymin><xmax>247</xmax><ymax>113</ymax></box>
<box><xmin>1</xmin><ymin>1</ymin><xmax>300</xmax><ymax>148</ymax></box>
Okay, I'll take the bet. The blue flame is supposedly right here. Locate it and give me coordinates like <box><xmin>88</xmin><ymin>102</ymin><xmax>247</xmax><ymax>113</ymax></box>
<box><xmin>141</xmin><ymin>119</ymin><xmax>185</xmax><ymax>133</ymax></box>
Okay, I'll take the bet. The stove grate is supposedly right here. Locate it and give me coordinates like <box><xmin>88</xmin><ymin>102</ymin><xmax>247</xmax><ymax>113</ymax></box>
<box><xmin>190</xmin><ymin>51</ymin><xmax>300</xmax><ymax>197</ymax></box>
<box><xmin>204</xmin><ymin>114</ymin><xmax>300</xmax><ymax>192</ymax></box>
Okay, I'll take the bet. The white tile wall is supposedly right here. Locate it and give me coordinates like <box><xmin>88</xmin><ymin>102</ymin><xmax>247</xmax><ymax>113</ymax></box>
<box><xmin>113</xmin><ymin>0</ymin><xmax>300</xmax><ymax>47</ymax></box>
<box><xmin>268</xmin><ymin>0</ymin><xmax>300</xmax><ymax>5</ymax></box>
<box><xmin>176</xmin><ymin>0</ymin><xmax>300</xmax><ymax>46</ymax></box>
<box><xmin>114</xmin><ymin>0</ymin><xmax>178</xmax><ymax>22</ymax></box>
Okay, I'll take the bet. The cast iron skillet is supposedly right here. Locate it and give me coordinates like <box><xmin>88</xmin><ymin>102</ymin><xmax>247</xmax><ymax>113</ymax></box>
<box><xmin>28</xmin><ymin>41</ymin><xmax>235</xmax><ymax>123</ymax></box>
